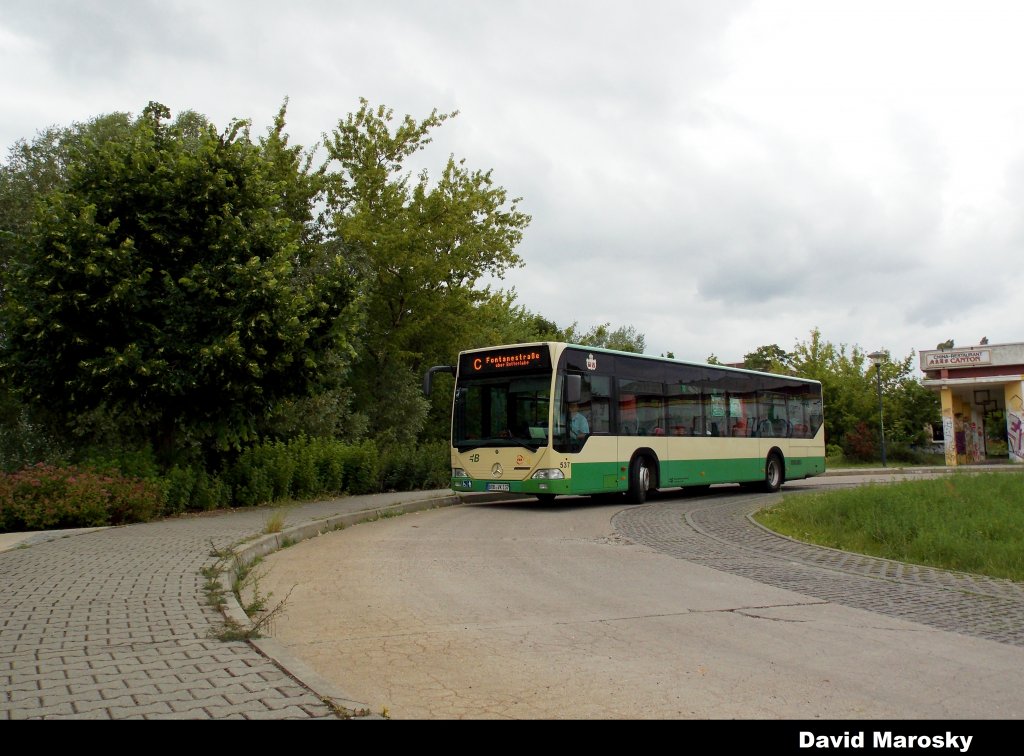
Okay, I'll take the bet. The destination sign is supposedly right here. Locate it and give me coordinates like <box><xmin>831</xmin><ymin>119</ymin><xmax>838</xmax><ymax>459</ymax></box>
<box><xmin>460</xmin><ymin>346</ymin><xmax>551</xmax><ymax>374</ymax></box>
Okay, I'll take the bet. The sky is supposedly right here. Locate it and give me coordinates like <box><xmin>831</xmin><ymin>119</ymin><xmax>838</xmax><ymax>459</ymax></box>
<box><xmin>3</xmin><ymin>0</ymin><xmax>1023</xmax><ymax>374</ymax></box>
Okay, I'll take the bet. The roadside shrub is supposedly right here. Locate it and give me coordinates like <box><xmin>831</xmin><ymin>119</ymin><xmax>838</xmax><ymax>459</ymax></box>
<box><xmin>0</xmin><ymin>463</ymin><xmax>162</xmax><ymax>531</ymax></box>
<box><xmin>886</xmin><ymin>442</ymin><xmax>928</xmax><ymax>464</ymax></box>
<box><xmin>191</xmin><ymin>469</ymin><xmax>231</xmax><ymax>511</ymax></box>
<box><xmin>230</xmin><ymin>450</ymin><xmax>275</xmax><ymax>507</ymax></box>
<box><xmin>289</xmin><ymin>435</ymin><xmax>321</xmax><ymax>499</ymax></box>
<box><xmin>843</xmin><ymin>421</ymin><xmax>878</xmax><ymax>462</ymax></box>
<box><xmin>162</xmin><ymin>465</ymin><xmax>197</xmax><ymax>515</ymax></box>
<box><xmin>340</xmin><ymin>440</ymin><xmax>381</xmax><ymax>495</ymax></box>
<box><xmin>377</xmin><ymin>439</ymin><xmax>452</xmax><ymax>491</ymax></box>
<box><xmin>227</xmin><ymin>436</ymin><xmax>362</xmax><ymax>506</ymax></box>
<box><xmin>311</xmin><ymin>437</ymin><xmax>345</xmax><ymax>493</ymax></box>
<box><xmin>1</xmin><ymin>434</ymin><xmax>456</xmax><ymax>530</ymax></box>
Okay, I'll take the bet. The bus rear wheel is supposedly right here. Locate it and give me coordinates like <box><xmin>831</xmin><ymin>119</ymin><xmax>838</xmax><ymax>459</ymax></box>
<box><xmin>762</xmin><ymin>452</ymin><xmax>784</xmax><ymax>493</ymax></box>
<box><xmin>628</xmin><ymin>456</ymin><xmax>652</xmax><ymax>504</ymax></box>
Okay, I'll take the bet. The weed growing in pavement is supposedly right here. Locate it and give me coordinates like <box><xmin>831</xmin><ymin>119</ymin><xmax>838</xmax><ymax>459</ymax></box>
<box><xmin>263</xmin><ymin>509</ymin><xmax>287</xmax><ymax>534</ymax></box>
<box><xmin>321</xmin><ymin>698</ymin><xmax>375</xmax><ymax>719</ymax></box>
<box><xmin>200</xmin><ymin>539</ymin><xmax>295</xmax><ymax>641</ymax></box>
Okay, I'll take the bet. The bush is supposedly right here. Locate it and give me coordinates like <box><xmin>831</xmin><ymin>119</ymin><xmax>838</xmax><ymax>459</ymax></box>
<box><xmin>0</xmin><ymin>463</ymin><xmax>162</xmax><ymax>531</ymax></box>
<box><xmin>340</xmin><ymin>440</ymin><xmax>381</xmax><ymax>495</ymax></box>
<box><xmin>843</xmin><ymin>421</ymin><xmax>878</xmax><ymax>462</ymax></box>
<box><xmin>0</xmin><ymin>435</ymin><xmax>452</xmax><ymax>530</ymax></box>
<box><xmin>311</xmin><ymin>437</ymin><xmax>345</xmax><ymax>493</ymax></box>
<box><xmin>226</xmin><ymin>435</ymin><xmax>361</xmax><ymax>506</ymax></box>
<box><xmin>162</xmin><ymin>465</ymin><xmax>197</xmax><ymax>515</ymax></box>
<box><xmin>289</xmin><ymin>439</ymin><xmax>316</xmax><ymax>498</ymax></box>
<box><xmin>379</xmin><ymin>439</ymin><xmax>450</xmax><ymax>491</ymax></box>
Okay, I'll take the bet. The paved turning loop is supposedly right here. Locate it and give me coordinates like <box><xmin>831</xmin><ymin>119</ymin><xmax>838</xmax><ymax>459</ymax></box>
<box><xmin>613</xmin><ymin>489</ymin><xmax>1024</xmax><ymax>647</ymax></box>
<box><xmin>3</xmin><ymin>481</ymin><xmax>1022</xmax><ymax>719</ymax></box>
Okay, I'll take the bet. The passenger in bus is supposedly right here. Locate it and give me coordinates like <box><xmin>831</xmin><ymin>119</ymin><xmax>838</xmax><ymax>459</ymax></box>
<box><xmin>569</xmin><ymin>401</ymin><xmax>590</xmax><ymax>443</ymax></box>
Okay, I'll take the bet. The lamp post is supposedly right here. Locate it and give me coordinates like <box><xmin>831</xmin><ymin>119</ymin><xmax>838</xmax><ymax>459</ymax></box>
<box><xmin>868</xmin><ymin>351</ymin><xmax>887</xmax><ymax>467</ymax></box>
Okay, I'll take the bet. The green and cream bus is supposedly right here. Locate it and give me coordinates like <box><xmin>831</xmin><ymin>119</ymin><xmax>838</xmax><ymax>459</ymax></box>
<box><xmin>424</xmin><ymin>342</ymin><xmax>825</xmax><ymax>503</ymax></box>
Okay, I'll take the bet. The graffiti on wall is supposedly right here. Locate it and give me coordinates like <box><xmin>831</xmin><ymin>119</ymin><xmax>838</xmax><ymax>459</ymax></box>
<box><xmin>1007</xmin><ymin>391</ymin><xmax>1024</xmax><ymax>463</ymax></box>
<box><xmin>942</xmin><ymin>415</ymin><xmax>956</xmax><ymax>465</ymax></box>
<box><xmin>1009</xmin><ymin>411</ymin><xmax>1024</xmax><ymax>464</ymax></box>
<box><xmin>969</xmin><ymin>414</ymin><xmax>984</xmax><ymax>463</ymax></box>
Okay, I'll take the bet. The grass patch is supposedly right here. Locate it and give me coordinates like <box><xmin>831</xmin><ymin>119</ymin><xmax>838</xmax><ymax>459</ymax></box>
<box><xmin>755</xmin><ymin>471</ymin><xmax>1024</xmax><ymax>581</ymax></box>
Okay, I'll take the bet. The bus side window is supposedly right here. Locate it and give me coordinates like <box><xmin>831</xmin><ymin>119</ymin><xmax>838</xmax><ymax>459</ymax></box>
<box><xmin>586</xmin><ymin>374</ymin><xmax>612</xmax><ymax>434</ymax></box>
<box><xmin>619</xmin><ymin>393</ymin><xmax>637</xmax><ymax>435</ymax></box>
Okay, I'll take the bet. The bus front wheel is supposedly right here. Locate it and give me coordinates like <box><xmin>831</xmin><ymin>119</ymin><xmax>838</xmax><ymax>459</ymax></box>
<box><xmin>628</xmin><ymin>456</ymin><xmax>652</xmax><ymax>504</ymax></box>
<box><xmin>536</xmin><ymin>493</ymin><xmax>556</xmax><ymax>504</ymax></box>
<box><xmin>762</xmin><ymin>453</ymin><xmax>784</xmax><ymax>493</ymax></box>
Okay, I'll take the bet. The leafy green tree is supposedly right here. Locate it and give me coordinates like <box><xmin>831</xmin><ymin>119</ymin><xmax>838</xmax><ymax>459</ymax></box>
<box><xmin>1</xmin><ymin>102</ymin><xmax>358</xmax><ymax>464</ymax></box>
<box><xmin>876</xmin><ymin>351</ymin><xmax>939</xmax><ymax>450</ymax></box>
<box><xmin>1</xmin><ymin>115</ymin><xmax>138</xmax><ymax>468</ymax></box>
<box><xmin>560</xmin><ymin>322</ymin><xmax>646</xmax><ymax>353</ymax></box>
<box><xmin>743</xmin><ymin>343</ymin><xmax>792</xmax><ymax>373</ymax></box>
<box><xmin>324</xmin><ymin>99</ymin><xmax>531</xmax><ymax>441</ymax></box>
<box><xmin>1</xmin><ymin>117</ymin><xmax>133</xmax><ymax>256</ymax></box>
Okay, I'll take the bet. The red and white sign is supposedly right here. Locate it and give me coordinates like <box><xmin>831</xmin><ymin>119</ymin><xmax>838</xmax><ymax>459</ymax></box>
<box><xmin>925</xmin><ymin>349</ymin><xmax>991</xmax><ymax>369</ymax></box>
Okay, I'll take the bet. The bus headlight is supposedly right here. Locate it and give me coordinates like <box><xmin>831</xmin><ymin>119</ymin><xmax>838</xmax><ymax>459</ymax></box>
<box><xmin>452</xmin><ymin>468</ymin><xmax>468</xmax><ymax>478</ymax></box>
<box><xmin>531</xmin><ymin>469</ymin><xmax>565</xmax><ymax>480</ymax></box>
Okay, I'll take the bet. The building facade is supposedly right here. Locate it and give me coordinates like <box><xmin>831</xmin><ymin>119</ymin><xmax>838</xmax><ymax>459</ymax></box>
<box><xmin>919</xmin><ymin>341</ymin><xmax>1024</xmax><ymax>466</ymax></box>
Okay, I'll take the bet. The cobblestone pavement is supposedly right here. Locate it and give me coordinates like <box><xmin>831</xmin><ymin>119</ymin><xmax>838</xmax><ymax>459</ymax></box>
<box><xmin>0</xmin><ymin>490</ymin><xmax>459</xmax><ymax>720</ymax></box>
<box><xmin>2</xmin><ymin>469</ymin><xmax>1022</xmax><ymax>719</ymax></box>
<box><xmin>614</xmin><ymin>479</ymin><xmax>1024</xmax><ymax>648</ymax></box>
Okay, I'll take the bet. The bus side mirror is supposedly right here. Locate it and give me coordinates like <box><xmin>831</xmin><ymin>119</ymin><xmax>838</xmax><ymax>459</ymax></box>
<box><xmin>565</xmin><ymin>374</ymin><xmax>582</xmax><ymax>404</ymax></box>
<box><xmin>423</xmin><ymin>365</ymin><xmax>455</xmax><ymax>397</ymax></box>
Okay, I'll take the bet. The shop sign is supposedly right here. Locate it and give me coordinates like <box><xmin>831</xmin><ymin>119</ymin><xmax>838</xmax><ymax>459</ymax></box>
<box><xmin>925</xmin><ymin>349</ymin><xmax>991</xmax><ymax>369</ymax></box>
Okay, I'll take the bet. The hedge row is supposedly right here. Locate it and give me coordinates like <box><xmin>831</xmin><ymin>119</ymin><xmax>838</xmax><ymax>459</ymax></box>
<box><xmin>1</xmin><ymin>436</ymin><xmax>452</xmax><ymax>532</ymax></box>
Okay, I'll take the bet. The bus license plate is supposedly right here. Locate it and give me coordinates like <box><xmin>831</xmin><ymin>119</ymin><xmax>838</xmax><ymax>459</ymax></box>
<box><xmin>487</xmin><ymin>483</ymin><xmax>510</xmax><ymax>492</ymax></box>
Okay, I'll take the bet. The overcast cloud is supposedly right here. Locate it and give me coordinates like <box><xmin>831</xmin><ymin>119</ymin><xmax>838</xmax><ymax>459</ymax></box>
<box><xmin>3</xmin><ymin>0</ymin><xmax>1022</xmax><ymax>371</ymax></box>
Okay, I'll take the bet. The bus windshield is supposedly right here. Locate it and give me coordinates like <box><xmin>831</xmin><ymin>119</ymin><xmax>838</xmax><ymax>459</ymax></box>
<box><xmin>453</xmin><ymin>374</ymin><xmax>552</xmax><ymax>452</ymax></box>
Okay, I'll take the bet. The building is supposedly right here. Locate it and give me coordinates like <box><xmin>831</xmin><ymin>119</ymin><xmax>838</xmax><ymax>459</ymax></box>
<box><xmin>919</xmin><ymin>341</ymin><xmax>1024</xmax><ymax>466</ymax></box>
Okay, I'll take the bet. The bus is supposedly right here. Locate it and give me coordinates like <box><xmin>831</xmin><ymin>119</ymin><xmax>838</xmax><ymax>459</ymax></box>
<box><xmin>423</xmin><ymin>342</ymin><xmax>825</xmax><ymax>503</ymax></box>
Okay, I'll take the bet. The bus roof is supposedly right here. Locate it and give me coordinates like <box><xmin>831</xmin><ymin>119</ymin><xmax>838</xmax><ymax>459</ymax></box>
<box><xmin>457</xmin><ymin>341</ymin><xmax>822</xmax><ymax>385</ymax></box>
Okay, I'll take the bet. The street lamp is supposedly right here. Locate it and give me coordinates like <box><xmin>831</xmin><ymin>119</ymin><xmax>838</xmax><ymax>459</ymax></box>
<box><xmin>868</xmin><ymin>350</ymin><xmax>887</xmax><ymax>467</ymax></box>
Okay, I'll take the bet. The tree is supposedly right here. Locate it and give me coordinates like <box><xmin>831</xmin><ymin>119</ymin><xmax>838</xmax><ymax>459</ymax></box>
<box><xmin>879</xmin><ymin>351</ymin><xmax>939</xmax><ymax>450</ymax></box>
<box><xmin>1</xmin><ymin>114</ymin><xmax>136</xmax><ymax>304</ymax></box>
<box><xmin>1</xmin><ymin>102</ymin><xmax>358</xmax><ymax>464</ymax></box>
<box><xmin>560</xmin><ymin>322</ymin><xmax>646</xmax><ymax>353</ymax></box>
<box><xmin>324</xmin><ymin>99</ymin><xmax>531</xmax><ymax>441</ymax></box>
<box><xmin>743</xmin><ymin>344</ymin><xmax>791</xmax><ymax>373</ymax></box>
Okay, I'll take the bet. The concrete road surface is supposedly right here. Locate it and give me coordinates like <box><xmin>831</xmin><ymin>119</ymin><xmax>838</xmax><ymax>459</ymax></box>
<box><xmin>249</xmin><ymin>475</ymin><xmax>1024</xmax><ymax>720</ymax></box>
